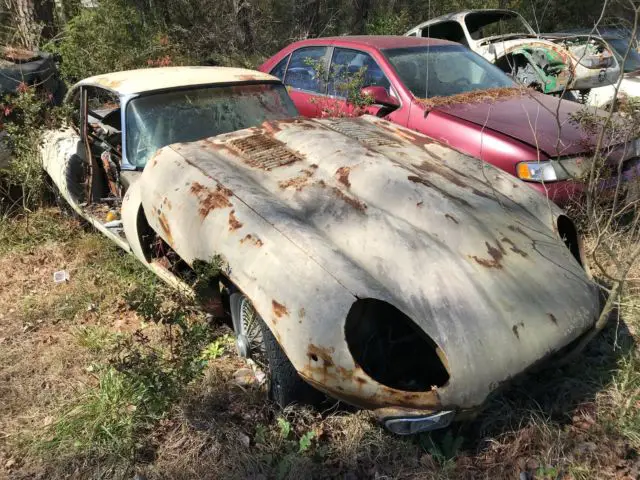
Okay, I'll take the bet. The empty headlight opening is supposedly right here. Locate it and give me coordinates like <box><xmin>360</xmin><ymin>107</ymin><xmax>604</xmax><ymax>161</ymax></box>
<box><xmin>345</xmin><ymin>299</ymin><xmax>450</xmax><ymax>392</ymax></box>
<box><xmin>557</xmin><ymin>215</ymin><xmax>584</xmax><ymax>267</ymax></box>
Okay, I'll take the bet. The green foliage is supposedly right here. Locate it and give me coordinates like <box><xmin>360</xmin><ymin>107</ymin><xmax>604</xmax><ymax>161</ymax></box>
<box><xmin>277</xmin><ymin>417</ymin><xmax>292</xmax><ymax>438</ymax></box>
<box><xmin>40</xmin><ymin>277</ymin><xmax>215</xmax><ymax>459</ymax></box>
<box><xmin>75</xmin><ymin>326</ymin><xmax>116</xmax><ymax>354</ymax></box>
<box><xmin>1</xmin><ymin>87</ymin><xmax>69</xmax><ymax>214</ymax></box>
<box><xmin>297</xmin><ymin>430</ymin><xmax>316</xmax><ymax>453</ymax></box>
<box><xmin>41</xmin><ymin>367</ymin><xmax>151</xmax><ymax>458</ymax></box>
<box><xmin>199</xmin><ymin>334</ymin><xmax>232</xmax><ymax>362</ymax></box>
<box><xmin>366</xmin><ymin>9</ymin><xmax>412</xmax><ymax>35</ymax></box>
<box><xmin>305</xmin><ymin>57</ymin><xmax>374</xmax><ymax>118</ymax></box>
<box><xmin>49</xmin><ymin>0</ymin><xmax>181</xmax><ymax>82</ymax></box>
<box><xmin>418</xmin><ymin>430</ymin><xmax>464</xmax><ymax>464</ymax></box>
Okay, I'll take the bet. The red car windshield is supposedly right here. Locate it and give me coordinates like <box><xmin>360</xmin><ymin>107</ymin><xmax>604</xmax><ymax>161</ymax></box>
<box><xmin>383</xmin><ymin>45</ymin><xmax>514</xmax><ymax>99</ymax></box>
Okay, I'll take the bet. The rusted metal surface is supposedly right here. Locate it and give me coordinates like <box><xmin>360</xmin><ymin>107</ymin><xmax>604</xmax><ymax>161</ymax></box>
<box><xmin>138</xmin><ymin>114</ymin><xmax>600</xmax><ymax>412</ymax></box>
<box><xmin>227</xmin><ymin>133</ymin><xmax>303</xmax><ymax>170</ymax></box>
<box><xmin>73</xmin><ymin>66</ymin><xmax>278</xmax><ymax>96</ymax></box>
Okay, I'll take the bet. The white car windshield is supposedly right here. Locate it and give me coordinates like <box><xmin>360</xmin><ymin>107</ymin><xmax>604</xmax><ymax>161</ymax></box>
<box><xmin>126</xmin><ymin>83</ymin><xmax>298</xmax><ymax>168</ymax></box>
<box><xmin>384</xmin><ymin>45</ymin><xmax>515</xmax><ymax>98</ymax></box>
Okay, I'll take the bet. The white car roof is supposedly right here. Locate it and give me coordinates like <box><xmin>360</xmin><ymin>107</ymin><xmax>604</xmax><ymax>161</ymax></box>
<box><xmin>75</xmin><ymin>66</ymin><xmax>278</xmax><ymax>96</ymax></box>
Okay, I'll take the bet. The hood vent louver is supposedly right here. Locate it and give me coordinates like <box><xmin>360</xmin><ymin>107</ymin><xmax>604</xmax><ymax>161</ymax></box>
<box><xmin>323</xmin><ymin>118</ymin><xmax>400</xmax><ymax>148</ymax></box>
<box><xmin>227</xmin><ymin>133</ymin><xmax>303</xmax><ymax>170</ymax></box>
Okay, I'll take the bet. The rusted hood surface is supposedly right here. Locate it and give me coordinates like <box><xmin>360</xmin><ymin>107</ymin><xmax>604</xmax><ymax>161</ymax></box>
<box><xmin>431</xmin><ymin>92</ymin><xmax>598</xmax><ymax>157</ymax></box>
<box><xmin>139</xmin><ymin>116</ymin><xmax>599</xmax><ymax>409</ymax></box>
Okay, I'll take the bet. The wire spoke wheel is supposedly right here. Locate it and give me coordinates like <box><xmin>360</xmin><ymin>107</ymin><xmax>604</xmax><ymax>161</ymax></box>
<box><xmin>230</xmin><ymin>292</ymin><xmax>324</xmax><ymax>407</ymax></box>
<box><xmin>238</xmin><ymin>296</ymin><xmax>268</xmax><ymax>369</ymax></box>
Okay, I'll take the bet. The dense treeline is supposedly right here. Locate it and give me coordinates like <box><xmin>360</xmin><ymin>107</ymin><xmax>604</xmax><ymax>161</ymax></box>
<box><xmin>1</xmin><ymin>0</ymin><xmax>638</xmax><ymax>82</ymax></box>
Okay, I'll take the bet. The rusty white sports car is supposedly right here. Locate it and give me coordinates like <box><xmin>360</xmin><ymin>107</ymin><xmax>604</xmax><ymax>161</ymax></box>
<box><xmin>41</xmin><ymin>66</ymin><xmax>600</xmax><ymax>435</ymax></box>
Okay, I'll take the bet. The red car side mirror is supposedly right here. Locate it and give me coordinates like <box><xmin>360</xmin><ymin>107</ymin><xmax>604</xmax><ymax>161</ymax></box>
<box><xmin>361</xmin><ymin>86</ymin><xmax>400</xmax><ymax>109</ymax></box>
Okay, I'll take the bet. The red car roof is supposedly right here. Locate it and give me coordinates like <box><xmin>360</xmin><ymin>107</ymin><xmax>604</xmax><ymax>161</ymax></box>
<box><xmin>287</xmin><ymin>35</ymin><xmax>457</xmax><ymax>50</ymax></box>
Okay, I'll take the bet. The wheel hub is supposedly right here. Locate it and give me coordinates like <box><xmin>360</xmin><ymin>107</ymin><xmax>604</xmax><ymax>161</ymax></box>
<box><xmin>236</xmin><ymin>334</ymin><xmax>250</xmax><ymax>358</ymax></box>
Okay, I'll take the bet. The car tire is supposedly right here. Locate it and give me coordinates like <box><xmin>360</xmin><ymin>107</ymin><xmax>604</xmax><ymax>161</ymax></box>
<box><xmin>229</xmin><ymin>292</ymin><xmax>324</xmax><ymax>408</ymax></box>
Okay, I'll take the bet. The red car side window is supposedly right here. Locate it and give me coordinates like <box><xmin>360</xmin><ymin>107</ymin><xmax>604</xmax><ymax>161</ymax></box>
<box><xmin>283</xmin><ymin>46</ymin><xmax>328</xmax><ymax>94</ymax></box>
<box><xmin>328</xmin><ymin>47</ymin><xmax>390</xmax><ymax>97</ymax></box>
<box><xmin>270</xmin><ymin>55</ymin><xmax>290</xmax><ymax>81</ymax></box>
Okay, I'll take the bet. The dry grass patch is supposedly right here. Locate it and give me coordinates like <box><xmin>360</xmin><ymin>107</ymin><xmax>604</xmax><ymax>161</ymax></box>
<box><xmin>1</xmin><ymin>209</ymin><xmax>640</xmax><ymax>480</ymax></box>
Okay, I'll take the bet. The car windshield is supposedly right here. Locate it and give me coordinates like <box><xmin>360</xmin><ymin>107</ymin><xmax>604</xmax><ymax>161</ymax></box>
<box><xmin>126</xmin><ymin>83</ymin><xmax>298</xmax><ymax>168</ymax></box>
<box><xmin>465</xmin><ymin>11</ymin><xmax>533</xmax><ymax>41</ymax></box>
<box><xmin>608</xmin><ymin>38</ymin><xmax>640</xmax><ymax>73</ymax></box>
<box><xmin>384</xmin><ymin>45</ymin><xmax>515</xmax><ymax>98</ymax></box>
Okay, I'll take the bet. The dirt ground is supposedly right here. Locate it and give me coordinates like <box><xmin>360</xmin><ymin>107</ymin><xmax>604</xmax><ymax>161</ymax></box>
<box><xmin>0</xmin><ymin>210</ymin><xmax>639</xmax><ymax>480</ymax></box>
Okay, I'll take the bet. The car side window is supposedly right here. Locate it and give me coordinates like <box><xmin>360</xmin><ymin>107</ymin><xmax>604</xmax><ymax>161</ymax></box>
<box><xmin>328</xmin><ymin>48</ymin><xmax>390</xmax><ymax>97</ymax></box>
<box><xmin>84</xmin><ymin>87</ymin><xmax>122</xmax><ymax>156</ymax></box>
<box><xmin>270</xmin><ymin>54</ymin><xmax>290</xmax><ymax>81</ymax></box>
<box><xmin>420</xmin><ymin>22</ymin><xmax>469</xmax><ymax>47</ymax></box>
<box><xmin>283</xmin><ymin>46</ymin><xmax>328</xmax><ymax>93</ymax></box>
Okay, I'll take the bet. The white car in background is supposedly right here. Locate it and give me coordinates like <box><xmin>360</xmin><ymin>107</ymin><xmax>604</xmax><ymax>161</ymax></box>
<box><xmin>405</xmin><ymin>10</ymin><xmax>620</xmax><ymax>95</ymax></box>
<box><xmin>567</xmin><ymin>33</ymin><xmax>640</xmax><ymax>109</ymax></box>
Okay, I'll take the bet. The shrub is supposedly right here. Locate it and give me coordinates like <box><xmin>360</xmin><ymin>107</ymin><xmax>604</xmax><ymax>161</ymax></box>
<box><xmin>0</xmin><ymin>85</ymin><xmax>69</xmax><ymax>215</ymax></box>
<box><xmin>49</xmin><ymin>0</ymin><xmax>181</xmax><ymax>83</ymax></box>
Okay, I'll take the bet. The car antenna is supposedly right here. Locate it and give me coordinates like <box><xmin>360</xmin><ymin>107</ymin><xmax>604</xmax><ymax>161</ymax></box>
<box><xmin>425</xmin><ymin>0</ymin><xmax>431</xmax><ymax>99</ymax></box>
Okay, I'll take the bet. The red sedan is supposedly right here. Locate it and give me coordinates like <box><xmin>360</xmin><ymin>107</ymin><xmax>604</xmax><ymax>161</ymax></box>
<box><xmin>259</xmin><ymin>36</ymin><xmax>638</xmax><ymax>206</ymax></box>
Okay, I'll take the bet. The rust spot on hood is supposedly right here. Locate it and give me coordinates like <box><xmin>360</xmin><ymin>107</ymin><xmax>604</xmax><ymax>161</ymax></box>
<box><xmin>332</xmin><ymin>187</ymin><xmax>367</xmax><ymax>213</ymax></box>
<box><xmin>272</xmin><ymin>300</ymin><xmax>289</xmax><ymax>319</ymax></box>
<box><xmin>408</xmin><ymin>175</ymin><xmax>472</xmax><ymax>208</ymax></box>
<box><xmin>157</xmin><ymin>212</ymin><xmax>174</xmax><ymax>247</ymax></box>
<box><xmin>279</xmin><ymin>168</ymin><xmax>314</xmax><ymax>191</ymax></box>
<box><xmin>240</xmin><ymin>234</ymin><xmax>263</xmax><ymax>247</ymax></box>
<box><xmin>307</xmin><ymin>344</ymin><xmax>335</xmax><ymax>367</ymax></box>
<box><xmin>190</xmin><ymin>181</ymin><xmax>232</xmax><ymax>219</ymax></box>
<box><xmin>415</xmin><ymin>161</ymin><xmax>493</xmax><ymax>201</ymax></box>
<box><xmin>471</xmin><ymin>241</ymin><xmax>506</xmax><ymax>269</ymax></box>
<box><xmin>508</xmin><ymin>224</ymin><xmax>532</xmax><ymax>240</ymax></box>
<box><xmin>228</xmin><ymin>210</ymin><xmax>243</xmax><ymax>231</ymax></box>
<box><xmin>501</xmin><ymin>237</ymin><xmax>528</xmax><ymax>258</ymax></box>
<box><xmin>336</xmin><ymin>166</ymin><xmax>351</xmax><ymax>188</ymax></box>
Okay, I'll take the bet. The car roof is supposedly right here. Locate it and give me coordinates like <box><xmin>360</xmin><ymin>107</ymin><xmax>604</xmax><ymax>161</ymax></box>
<box><xmin>288</xmin><ymin>35</ymin><xmax>457</xmax><ymax>50</ymax></box>
<box><xmin>75</xmin><ymin>66</ymin><xmax>279</xmax><ymax>96</ymax></box>
<box><xmin>409</xmin><ymin>9</ymin><xmax>520</xmax><ymax>31</ymax></box>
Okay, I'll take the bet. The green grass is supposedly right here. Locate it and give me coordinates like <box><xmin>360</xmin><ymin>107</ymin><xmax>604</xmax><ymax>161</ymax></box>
<box><xmin>0</xmin><ymin>209</ymin><xmax>78</xmax><ymax>255</ymax></box>
<box><xmin>3</xmin><ymin>207</ymin><xmax>640</xmax><ymax>479</ymax></box>
<box><xmin>75</xmin><ymin>325</ymin><xmax>117</xmax><ymax>354</ymax></box>
<box><xmin>40</xmin><ymin>367</ymin><xmax>154</xmax><ymax>459</ymax></box>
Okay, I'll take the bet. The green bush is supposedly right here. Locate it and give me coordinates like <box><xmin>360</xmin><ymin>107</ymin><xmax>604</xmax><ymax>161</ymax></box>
<box><xmin>49</xmin><ymin>0</ymin><xmax>181</xmax><ymax>83</ymax></box>
<box><xmin>366</xmin><ymin>9</ymin><xmax>413</xmax><ymax>35</ymax></box>
<box><xmin>0</xmin><ymin>86</ymin><xmax>69</xmax><ymax>214</ymax></box>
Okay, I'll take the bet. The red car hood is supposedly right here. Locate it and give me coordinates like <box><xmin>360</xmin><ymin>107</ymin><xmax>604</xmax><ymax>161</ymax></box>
<box><xmin>431</xmin><ymin>92</ymin><xmax>596</xmax><ymax>157</ymax></box>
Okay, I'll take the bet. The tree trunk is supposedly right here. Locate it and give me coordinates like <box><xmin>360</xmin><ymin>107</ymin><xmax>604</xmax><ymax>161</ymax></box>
<box><xmin>5</xmin><ymin>0</ymin><xmax>55</xmax><ymax>49</ymax></box>
<box><xmin>233</xmin><ymin>0</ymin><xmax>254</xmax><ymax>50</ymax></box>
<box><xmin>351</xmin><ymin>0</ymin><xmax>371</xmax><ymax>35</ymax></box>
